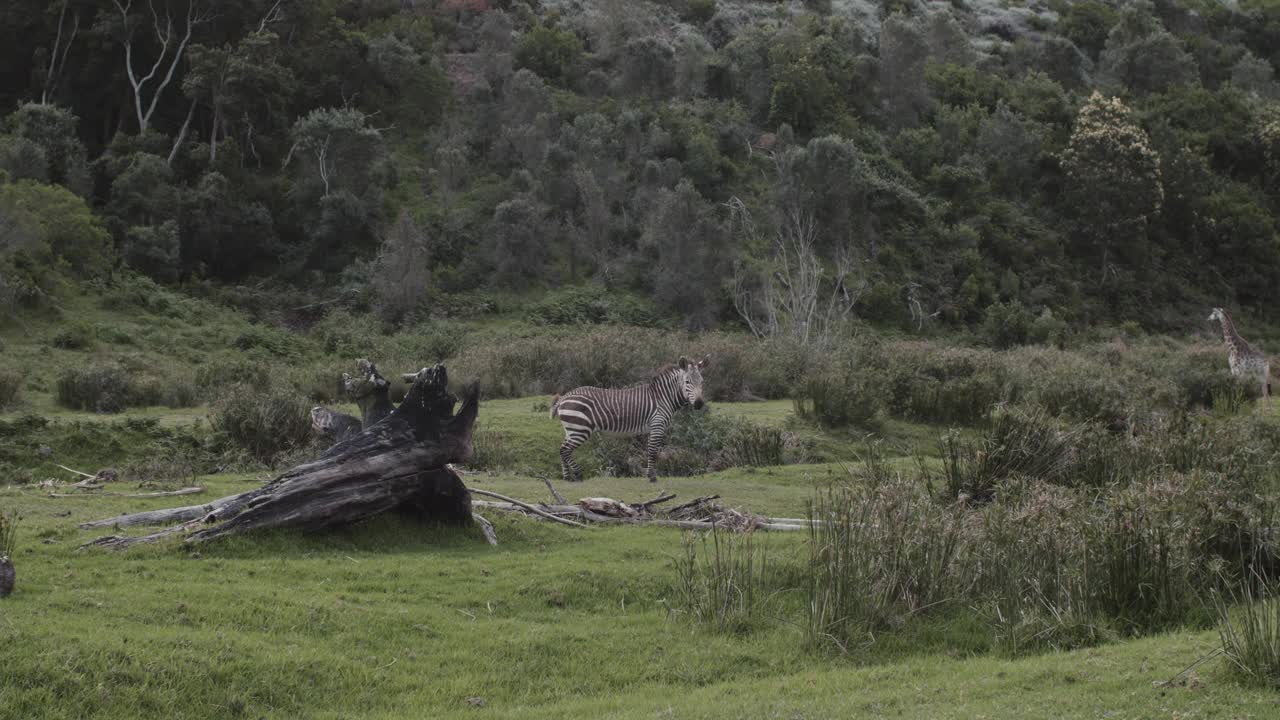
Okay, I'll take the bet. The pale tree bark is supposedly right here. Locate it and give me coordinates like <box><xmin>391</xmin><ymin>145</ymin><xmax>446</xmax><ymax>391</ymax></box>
<box><xmin>729</xmin><ymin>197</ymin><xmax>866</xmax><ymax>348</ymax></box>
<box><xmin>114</xmin><ymin>0</ymin><xmax>210</xmax><ymax>134</ymax></box>
<box><xmin>41</xmin><ymin>0</ymin><xmax>81</xmax><ymax>105</ymax></box>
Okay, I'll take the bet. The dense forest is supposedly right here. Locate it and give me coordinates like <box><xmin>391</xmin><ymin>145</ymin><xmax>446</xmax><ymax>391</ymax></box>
<box><xmin>1</xmin><ymin>0</ymin><xmax>1279</xmax><ymax>337</ymax></box>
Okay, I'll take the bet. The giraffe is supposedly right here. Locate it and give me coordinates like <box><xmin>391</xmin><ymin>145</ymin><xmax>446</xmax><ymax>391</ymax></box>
<box><xmin>1208</xmin><ymin>307</ymin><xmax>1271</xmax><ymax>404</ymax></box>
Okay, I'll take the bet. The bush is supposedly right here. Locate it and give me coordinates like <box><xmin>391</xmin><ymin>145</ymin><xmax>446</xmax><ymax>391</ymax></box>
<box><xmin>526</xmin><ymin>286</ymin><xmax>661</xmax><ymax>327</ymax></box>
<box><xmin>0</xmin><ymin>370</ymin><xmax>19</xmax><ymax>410</ymax></box>
<box><xmin>194</xmin><ymin>358</ymin><xmax>273</xmax><ymax>399</ymax></box>
<box><xmin>210</xmin><ymin>383</ymin><xmax>314</xmax><ymax>465</ymax></box>
<box><xmin>50</xmin><ymin>322</ymin><xmax>95</xmax><ymax>350</ymax></box>
<box><xmin>794</xmin><ymin>350</ymin><xmax>887</xmax><ymax>431</ymax></box>
<box><xmin>514</xmin><ymin>24</ymin><xmax>583</xmax><ymax>82</ymax></box>
<box><xmin>981</xmin><ymin>301</ymin><xmax>1034</xmax><ymax>349</ymax></box>
<box><xmin>939</xmin><ymin>410</ymin><xmax>1078</xmax><ymax>503</ymax></box>
<box><xmin>55</xmin><ymin>364</ymin><xmax>135</xmax><ymax>412</ymax></box>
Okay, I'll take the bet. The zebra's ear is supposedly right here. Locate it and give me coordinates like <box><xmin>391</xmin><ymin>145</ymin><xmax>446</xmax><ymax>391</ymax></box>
<box><xmin>699</xmin><ymin>355</ymin><xmax>710</xmax><ymax>369</ymax></box>
<box><xmin>678</xmin><ymin>356</ymin><xmax>689</xmax><ymax>370</ymax></box>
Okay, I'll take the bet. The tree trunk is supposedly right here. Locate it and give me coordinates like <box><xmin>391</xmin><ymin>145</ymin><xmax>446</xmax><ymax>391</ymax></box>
<box><xmin>84</xmin><ymin>365</ymin><xmax>479</xmax><ymax>549</ymax></box>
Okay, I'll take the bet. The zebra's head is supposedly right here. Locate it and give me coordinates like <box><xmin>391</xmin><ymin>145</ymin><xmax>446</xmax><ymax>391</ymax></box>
<box><xmin>678</xmin><ymin>355</ymin><xmax>709</xmax><ymax>409</ymax></box>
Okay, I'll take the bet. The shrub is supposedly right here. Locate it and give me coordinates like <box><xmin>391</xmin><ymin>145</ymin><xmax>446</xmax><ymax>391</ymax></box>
<box><xmin>939</xmin><ymin>410</ymin><xmax>1078</xmax><ymax>502</ymax></box>
<box><xmin>55</xmin><ymin>363</ymin><xmax>134</xmax><ymax>412</ymax></box>
<box><xmin>50</xmin><ymin>322</ymin><xmax>95</xmax><ymax>350</ymax></box>
<box><xmin>194</xmin><ymin>358</ymin><xmax>273</xmax><ymax>399</ymax></box>
<box><xmin>0</xmin><ymin>370</ymin><xmax>19</xmax><ymax>410</ymax></box>
<box><xmin>210</xmin><ymin>383</ymin><xmax>314</xmax><ymax>465</ymax></box>
<box><xmin>794</xmin><ymin>350</ymin><xmax>888</xmax><ymax>431</ymax></box>
<box><xmin>526</xmin><ymin>286</ymin><xmax>661</xmax><ymax>327</ymax></box>
<box><xmin>231</xmin><ymin>325</ymin><xmax>306</xmax><ymax>360</ymax></box>
<box><xmin>981</xmin><ymin>301</ymin><xmax>1034</xmax><ymax>349</ymax></box>
<box><xmin>514</xmin><ymin>24</ymin><xmax>583</xmax><ymax>82</ymax></box>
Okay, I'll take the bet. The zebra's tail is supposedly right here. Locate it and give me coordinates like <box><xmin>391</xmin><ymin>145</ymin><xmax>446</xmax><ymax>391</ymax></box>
<box><xmin>549</xmin><ymin>394</ymin><xmax>561</xmax><ymax>418</ymax></box>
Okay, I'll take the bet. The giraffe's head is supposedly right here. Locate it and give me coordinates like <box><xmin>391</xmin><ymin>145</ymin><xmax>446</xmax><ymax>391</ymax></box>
<box><xmin>1209</xmin><ymin>307</ymin><xmax>1226</xmax><ymax>324</ymax></box>
<box><xmin>678</xmin><ymin>355</ymin><xmax>709</xmax><ymax>409</ymax></box>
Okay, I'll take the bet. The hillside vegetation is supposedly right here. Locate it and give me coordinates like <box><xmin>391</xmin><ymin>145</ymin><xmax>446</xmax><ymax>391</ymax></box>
<box><xmin>4</xmin><ymin>0</ymin><xmax>1280</xmax><ymax>717</ymax></box>
<box><xmin>1</xmin><ymin>0</ymin><xmax>1279</xmax><ymax>335</ymax></box>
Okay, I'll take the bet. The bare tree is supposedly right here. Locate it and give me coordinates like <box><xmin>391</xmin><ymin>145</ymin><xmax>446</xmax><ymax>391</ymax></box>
<box><xmin>113</xmin><ymin>0</ymin><xmax>211</xmax><ymax>133</ymax></box>
<box><xmin>728</xmin><ymin>197</ymin><xmax>865</xmax><ymax>348</ymax></box>
<box><xmin>41</xmin><ymin>0</ymin><xmax>81</xmax><ymax>105</ymax></box>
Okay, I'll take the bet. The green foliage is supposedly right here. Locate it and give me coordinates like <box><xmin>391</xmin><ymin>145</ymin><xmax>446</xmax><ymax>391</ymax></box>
<box><xmin>793</xmin><ymin>352</ymin><xmax>888</xmax><ymax>431</ymax></box>
<box><xmin>210</xmin><ymin>383</ymin><xmax>314</xmax><ymax>465</ymax></box>
<box><xmin>514</xmin><ymin>24</ymin><xmax>583</xmax><ymax>82</ymax></box>
<box><xmin>526</xmin><ymin>286</ymin><xmax>660</xmax><ymax>327</ymax></box>
<box><xmin>1216</xmin><ymin>578</ymin><xmax>1280</xmax><ymax>688</ymax></box>
<box><xmin>1057</xmin><ymin>1</ymin><xmax>1119</xmax><ymax>59</ymax></box>
<box><xmin>0</xmin><ymin>509</ymin><xmax>15</xmax><ymax>559</ymax></box>
<box><xmin>0</xmin><ymin>180</ymin><xmax>111</xmax><ymax>279</ymax></box>
<box><xmin>981</xmin><ymin>300</ymin><xmax>1034</xmax><ymax>349</ymax></box>
<box><xmin>55</xmin><ymin>364</ymin><xmax>136</xmax><ymax>413</ymax></box>
<box><xmin>671</xmin><ymin>528</ymin><xmax>780</xmax><ymax>634</ymax></box>
<box><xmin>0</xmin><ymin>369</ymin><xmax>19</xmax><ymax>410</ymax></box>
<box><xmin>50</xmin><ymin>322</ymin><xmax>94</xmax><ymax>350</ymax></box>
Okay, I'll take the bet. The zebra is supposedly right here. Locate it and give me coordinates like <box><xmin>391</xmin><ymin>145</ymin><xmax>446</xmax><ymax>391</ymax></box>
<box><xmin>550</xmin><ymin>355</ymin><xmax>709</xmax><ymax>483</ymax></box>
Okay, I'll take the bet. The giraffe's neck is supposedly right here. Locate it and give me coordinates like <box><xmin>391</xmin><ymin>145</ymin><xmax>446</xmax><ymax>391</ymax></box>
<box><xmin>1219</xmin><ymin>313</ymin><xmax>1250</xmax><ymax>357</ymax></box>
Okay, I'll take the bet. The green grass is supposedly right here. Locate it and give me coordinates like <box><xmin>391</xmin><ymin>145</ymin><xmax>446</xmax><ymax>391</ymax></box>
<box><xmin>4</xmin><ymin>285</ymin><xmax>1280</xmax><ymax>718</ymax></box>
<box><xmin>1</xmin><ymin>470</ymin><xmax>1276</xmax><ymax>719</ymax></box>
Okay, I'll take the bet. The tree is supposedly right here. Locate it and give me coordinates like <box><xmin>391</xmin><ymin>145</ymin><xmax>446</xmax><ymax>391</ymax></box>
<box><xmin>2</xmin><ymin>103</ymin><xmax>90</xmax><ymax>193</ymax></box>
<box><xmin>879</xmin><ymin>13</ymin><xmax>930</xmax><ymax>128</ymax></box>
<box><xmin>182</xmin><ymin>30</ymin><xmax>295</xmax><ymax>164</ymax></box>
<box><xmin>1057</xmin><ymin>1</ymin><xmax>1118</xmax><ymax>59</ymax></box>
<box><xmin>619</xmin><ymin>37</ymin><xmax>676</xmax><ymax>98</ymax></box>
<box><xmin>641</xmin><ymin>180</ymin><xmax>726</xmax><ymax>329</ymax></box>
<box><xmin>0</xmin><ymin>180</ymin><xmax>111</xmax><ymax>279</ymax></box>
<box><xmin>1060</xmin><ymin>92</ymin><xmax>1163</xmax><ymax>281</ymax></box>
<box><xmin>488</xmin><ymin>196</ymin><xmax>549</xmax><ymax>290</ymax></box>
<box><xmin>180</xmin><ymin>171</ymin><xmax>277</xmax><ymax>279</ymax></box>
<box><xmin>289</xmin><ymin>108</ymin><xmax>385</xmax><ymax>198</ymax></box>
<box><xmin>730</xmin><ymin>195</ymin><xmax>866</xmax><ymax>347</ymax></box>
<box><xmin>514</xmin><ymin>23</ymin><xmax>582</xmax><ymax>82</ymax></box>
<box><xmin>1098</xmin><ymin>1</ymin><xmax>1196</xmax><ymax>96</ymax></box>
<box><xmin>370</xmin><ymin>211</ymin><xmax>434</xmax><ymax>323</ymax></box>
<box><xmin>110</xmin><ymin>0</ymin><xmax>212</xmax><ymax>133</ymax></box>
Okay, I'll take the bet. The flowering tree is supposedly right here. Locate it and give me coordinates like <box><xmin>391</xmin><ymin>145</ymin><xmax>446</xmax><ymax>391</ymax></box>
<box><xmin>1060</xmin><ymin>92</ymin><xmax>1163</xmax><ymax>283</ymax></box>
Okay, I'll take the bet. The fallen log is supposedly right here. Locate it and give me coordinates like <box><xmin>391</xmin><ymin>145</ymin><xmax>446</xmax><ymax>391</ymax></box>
<box><xmin>469</xmin><ymin>492</ymin><xmax>815</xmax><ymax>533</ymax></box>
<box><xmin>51</xmin><ymin>486</ymin><xmax>204</xmax><ymax>499</ymax></box>
<box><xmin>82</xmin><ymin>365</ymin><xmax>479</xmax><ymax>549</ymax></box>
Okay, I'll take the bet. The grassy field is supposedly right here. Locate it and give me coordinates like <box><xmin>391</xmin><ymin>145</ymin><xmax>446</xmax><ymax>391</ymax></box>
<box><xmin>1</xmin><ymin>394</ymin><xmax>1277</xmax><ymax>718</ymax></box>
<box><xmin>3</xmin><ymin>286</ymin><xmax>1279</xmax><ymax>718</ymax></box>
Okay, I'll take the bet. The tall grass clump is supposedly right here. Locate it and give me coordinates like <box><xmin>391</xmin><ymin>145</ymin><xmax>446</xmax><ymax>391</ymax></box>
<box><xmin>0</xmin><ymin>510</ymin><xmax>17</xmax><ymax>598</ymax></box>
<box><xmin>938</xmin><ymin>409</ymin><xmax>1077</xmax><ymax>502</ymax></box>
<box><xmin>0</xmin><ymin>369</ymin><xmax>20</xmax><ymax>410</ymax></box>
<box><xmin>210</xmin><ymin>383</ymin><xmax>314</xmax><ymax>465</ymax></box>
<box><xmin>806</xmin><ymin>450</ymin><xmax>970</xmax><ymax>653</ymax></box>
<box><xmin>670</xmin><ymin>527</ymin><xmax>785</xmax><ymax>634</ymax></box>
<box><xmin>1216</xmin><ymin>574</ymin><xmax>1280</xmax><ymax>688</ymax></box>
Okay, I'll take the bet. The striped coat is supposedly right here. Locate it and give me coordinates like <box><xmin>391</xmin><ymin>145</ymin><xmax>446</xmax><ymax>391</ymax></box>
<box><xmin>551</xmin><ymin>356</ymin><xmax>708</xmax><ymax>482</ymax></box>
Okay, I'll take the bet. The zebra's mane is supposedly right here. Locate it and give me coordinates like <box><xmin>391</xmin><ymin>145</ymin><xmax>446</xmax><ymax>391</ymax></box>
<box><xmin>623</xmin><ymin>364</ymin><xmax>680</xmax><ymax>389</ymax></box>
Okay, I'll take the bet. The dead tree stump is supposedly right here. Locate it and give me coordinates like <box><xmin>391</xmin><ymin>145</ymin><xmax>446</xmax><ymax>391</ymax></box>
<box><xmin>84</xmin><ymin>364</ymin><xmax>479</xmax><ymax>549</ymax></box>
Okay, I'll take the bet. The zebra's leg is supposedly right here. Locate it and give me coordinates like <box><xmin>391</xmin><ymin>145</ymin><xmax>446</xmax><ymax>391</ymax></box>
<box><xmin>645</xmin><ymin>412</ymin><xmax>670</xmax><ymax>483</ymax></box>
<box><xmin>560</xmin><ymin>430</ymin><xmax>587</xmax><ymax>482</ymax></box>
